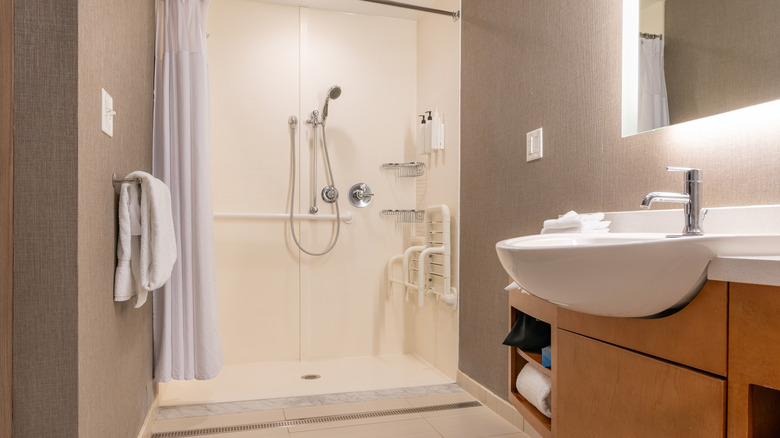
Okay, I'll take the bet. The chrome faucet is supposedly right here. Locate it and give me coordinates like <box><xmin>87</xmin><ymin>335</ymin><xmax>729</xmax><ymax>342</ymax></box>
<box><xmin>640</xmin><ymin>167</ymin><xmax>704</xmax><ymax>236</ymax></box>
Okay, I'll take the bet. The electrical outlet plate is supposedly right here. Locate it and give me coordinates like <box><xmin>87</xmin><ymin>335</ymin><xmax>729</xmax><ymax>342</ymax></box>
<box><xmin>101</xmin><ymin>88</ymin><xmax>114</xmax><ymax>137</ymax></box>
<box><xmin>526</xmin><ymin>127</ymin><xmax>543</xmax><ymax>161</ymax></box>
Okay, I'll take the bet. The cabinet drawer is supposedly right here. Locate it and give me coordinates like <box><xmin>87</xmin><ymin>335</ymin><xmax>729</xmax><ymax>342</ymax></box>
<box><xmin>557</xmin><ymin>280</ymin><xmax>727</xmax><ymax>376</ymax></box>
<box><xmin>557</xmin><ymin>330</ymin><xmax>726</xmax><ymax>438</ymax></box>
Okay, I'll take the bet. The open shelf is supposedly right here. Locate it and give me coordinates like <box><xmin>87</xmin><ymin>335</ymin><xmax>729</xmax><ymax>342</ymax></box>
<box><xmin>509</xmin><ymin>391</ymin><xmax>552</xmax><ymax>438</ymax></box>
<box><xmin>508</xmin><ymin>287</ymin><xmax>556</xmax><ymax>437</ymax></box>
<box><xmin>517</xmin><ymin>348</ymin><xmax>551</xmax><ymax>377</ymax></box>
<box><xmin>751</xmin><ymin>384</ymin><xmax>780</xmax><ymax>437</ymax></box>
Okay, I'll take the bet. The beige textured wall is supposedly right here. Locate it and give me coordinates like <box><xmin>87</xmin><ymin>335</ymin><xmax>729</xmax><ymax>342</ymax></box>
<box><xmin>76</xmin><ymin>0</ymin><xmax>156</xmax><ymax>437</ymax></box>
<box><xmin>13</xmin><ymin>1</ymin><xmax>80</xmax><ymax>436</ymax></box>
<box><xmin>460</xmin><ymin>0</ymin><xmax>780</xmax><ymax>398</ymax></box>
<box><xmin>1</xmin><ymin>1</ymin><xmax>13</xmax><ymax>437</ymax></box>
<box><xmin>13</xmin><ymin>0</ymin><xmax>156</xmax><ymax>436</ymax></box>
<box><xmin>665</xmin><ymin>0</ymin><xmax>780</xmax><ymax>125</ymax></box>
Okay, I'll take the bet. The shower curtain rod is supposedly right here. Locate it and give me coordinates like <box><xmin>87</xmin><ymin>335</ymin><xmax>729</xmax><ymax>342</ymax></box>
<box><xmin>359</xmin><ymin>0</ymin><xmax>460</xmax><ymax>21</ymax></box>
<box><xmin>640</xmin><ymin>32</ymin><xmax>662</xmax><ymax>40</ymax></box>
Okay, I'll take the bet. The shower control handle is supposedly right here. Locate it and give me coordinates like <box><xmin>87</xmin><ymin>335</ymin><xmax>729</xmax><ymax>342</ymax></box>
<box><xmin>353</xmin><ymin>184</ymin><xmax>374</xmax><ymax>200</ymax></box>
<box><xmin>348</xmin><ymin>183</ymin><xmax>374</xmax><ymax>208</ymax></box>
<box><xmin>321</xmin><ymin>186</ymin><xmax>339</xmax><ymax>203</ymax></box>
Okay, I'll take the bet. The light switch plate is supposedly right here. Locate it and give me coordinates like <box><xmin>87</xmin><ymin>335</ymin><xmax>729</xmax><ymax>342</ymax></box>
<box><xmin>101</xmin><ymin>88</ymin><xmax>114</xmax><ymax>137</ymax></box>
<box><xmin>526</xmin><ymin>127</ymin><xmax>543</xmax><ymax>161</ymax></box>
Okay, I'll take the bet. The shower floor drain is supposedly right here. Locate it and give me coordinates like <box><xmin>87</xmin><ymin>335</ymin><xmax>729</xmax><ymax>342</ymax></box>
<box><xmin>300</xmin><ymin>374</ymin><xmax>321</xmax><ymax>380</ymax></box>
<box><xmin>151</xmin><ymin>400</ymin><xmax>481</xmax><ymax>438</ymax></box>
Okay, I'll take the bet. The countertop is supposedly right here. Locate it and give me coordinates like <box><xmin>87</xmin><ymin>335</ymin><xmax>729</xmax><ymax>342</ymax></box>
<box><xmin>709</xmin><ymin>256</ymin><xmax>780</xmax><ymax>288</ymax></box>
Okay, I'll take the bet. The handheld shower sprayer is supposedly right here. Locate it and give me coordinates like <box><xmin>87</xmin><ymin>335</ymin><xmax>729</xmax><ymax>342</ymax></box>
<box><xmin>288</xmin><ymin>85</ymin><xmax>344</xmax><ymax>256</ymax></box>
<box><xmin>322</xmin><ymin>85</ymin><xmax>342</xmax><ymax>122</ymax></box>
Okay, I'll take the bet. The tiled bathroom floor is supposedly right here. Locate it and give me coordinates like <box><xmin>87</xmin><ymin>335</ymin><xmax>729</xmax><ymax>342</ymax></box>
<box><xmin>152</xmin><ymin>388</ymin><xmax>530</xmax><ymax>438</ymax></box>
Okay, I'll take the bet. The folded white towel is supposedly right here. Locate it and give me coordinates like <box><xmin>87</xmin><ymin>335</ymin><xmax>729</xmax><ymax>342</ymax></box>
<box><xmin>541</xmin><ymin>225</ymin><xmax>610</xmax><ymax>234</ymax></box>
<box><xmin>516</xmin><ymin>363</ymin><xmax>552</xmax><ymax>418</ymax></box>
<box><xmin>114</xmin><ymin>182</ymin><xmax>142</xmax><ymax>302</ymax></box>
<box><xmin>114</xmin><ymin>171</ymin><xmax>177</xmax><ymax>308</ymax></box>
<box><xmin>541</xmin><ymin>210</ymin><xmax>610</xmax><ymax>234</ymax></box>
<box><xmin>543</xmin><ymin>210</ymin><xmax>604</xmax><ymax>229</ymax></box>
<box><xmin>505</xmin><ymin>282</ymin><xmax>522</xmax><ymax>291</ymax></box>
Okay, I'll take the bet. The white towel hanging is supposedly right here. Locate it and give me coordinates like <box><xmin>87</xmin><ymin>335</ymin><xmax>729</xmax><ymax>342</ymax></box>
<box><xmin>113</xmin><ymin>171</ymin><xmax>177</xmax><ymax>308</ymax></box>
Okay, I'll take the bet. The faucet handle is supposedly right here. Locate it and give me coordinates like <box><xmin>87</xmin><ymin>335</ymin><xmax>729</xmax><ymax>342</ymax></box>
<box><xmin>666</xmin><ymin>166</ymin><xmax>701</xmax><ymax>181</ymax></box>
<box><xmin>700</xmin><ymin>208</ymin><xmax>709</xmax><ymax>224</ymax></box>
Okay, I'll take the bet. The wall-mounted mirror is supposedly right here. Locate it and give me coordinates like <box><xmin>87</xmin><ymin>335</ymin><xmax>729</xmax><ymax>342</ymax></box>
<box><xmin>622</xmin><ymin>0</ymin><xmax>780</xmax><ymax>137</ymax></box>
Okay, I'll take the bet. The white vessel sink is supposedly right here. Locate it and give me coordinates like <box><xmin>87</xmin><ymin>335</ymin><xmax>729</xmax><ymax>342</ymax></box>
<box><xmin>496</xmin><ymin>233</ymin><xmax>780</xmax><ymax>318</ymax></box>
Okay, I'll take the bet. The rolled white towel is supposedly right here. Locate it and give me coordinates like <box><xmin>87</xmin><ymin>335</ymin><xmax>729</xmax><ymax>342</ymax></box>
<box><xmin>516</xmin><ymin>363</ymin><xmax>552</xmax><ymax>418</ymax></box>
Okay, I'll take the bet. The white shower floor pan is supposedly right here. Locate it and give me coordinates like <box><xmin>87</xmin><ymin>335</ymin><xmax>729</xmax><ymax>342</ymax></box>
<box><xmin>159</xmin><ymin>354</ymin><xmax>453</xmax><ymax>406</ymax></box>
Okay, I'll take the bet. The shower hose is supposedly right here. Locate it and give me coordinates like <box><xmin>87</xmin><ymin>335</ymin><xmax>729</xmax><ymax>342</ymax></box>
<box><xmin>288</xmin><ymin>119</ymin><xmax>341</xmax><ymax>256</ymax></box>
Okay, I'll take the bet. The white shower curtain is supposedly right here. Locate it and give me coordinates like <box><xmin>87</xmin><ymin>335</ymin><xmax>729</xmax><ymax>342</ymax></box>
<box><xmin>152</xmin><ymin>0</ymin><xmax>223</xmax><ymax>382</ymax></box>
<box><xmin>638</xmin><ymin>38</ymin><xmax>670</xmax><ymax>132</ymax></box>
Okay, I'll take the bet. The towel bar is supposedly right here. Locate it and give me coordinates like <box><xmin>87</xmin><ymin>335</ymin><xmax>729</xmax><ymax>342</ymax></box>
<box><xmin>112</xmin><ymin>173</ymin><xmax>142</xmax><ymax>186</ymax></box>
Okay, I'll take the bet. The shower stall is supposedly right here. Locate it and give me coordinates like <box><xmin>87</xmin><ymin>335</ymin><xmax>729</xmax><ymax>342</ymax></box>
<box><xmin>160</xmin><ymin>0</ymin><xmax>461</xmax><ymax>405</ymax></box>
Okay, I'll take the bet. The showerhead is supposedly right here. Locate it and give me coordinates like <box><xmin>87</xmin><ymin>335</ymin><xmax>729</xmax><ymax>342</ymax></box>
<box><xmin>322</xmin><ymin>85</ymin><xmax>342</xmax><ymax>120</ymax></box>
<box><xmin>328</xmin><ymin>85</ymin><xmax>342</xmax><ymax>100</ymax></box>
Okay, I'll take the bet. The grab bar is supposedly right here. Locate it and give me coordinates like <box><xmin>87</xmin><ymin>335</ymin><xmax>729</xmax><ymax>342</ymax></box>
<box><xmin>214</xmin><ymin>212</ymin><xmax>353</xmax><ymax>223</ymax></box>
<box><xmin>417</xmin><ymin>246</ymin><xmax>444</xmax><ymax>308</ymax></box>
<box><xmin>385</xmin><ymin>204</ymin><xmax>457</xmax><ymax>309</ymax></box>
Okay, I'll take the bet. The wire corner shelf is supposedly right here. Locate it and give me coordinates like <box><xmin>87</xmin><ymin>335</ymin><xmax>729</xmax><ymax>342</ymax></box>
<box><xmin>382</xmin><ymin>162</ymin><xmax>426</xmax><ymax>177</ymax></box>
<box><xmin>381</xmin><ymin>209</ymin><xmax>425</xmax><ymax>223</ymax></box>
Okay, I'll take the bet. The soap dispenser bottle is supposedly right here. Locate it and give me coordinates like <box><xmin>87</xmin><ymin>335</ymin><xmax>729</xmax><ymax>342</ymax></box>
<box><xmin>416</xmin><ymin>115</ymin><xmax>427</xmax><ymax>155</ymax></box>
<box><xmin>424</xmin><ymin>110</ymin><xmax>432</xmax><ymax>154</ymax></box>
<box><xmin>431</xmin><ymin>108</ymin><xmax>443</xmax><ymax>150</ymax></box>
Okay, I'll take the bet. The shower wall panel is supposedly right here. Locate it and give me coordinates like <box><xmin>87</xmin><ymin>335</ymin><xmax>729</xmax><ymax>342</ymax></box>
<box><xmin>209</xmin><ymin>1</ymin><xmax>417</xmax><ymax>365</ymax></box>
<box><xmin>300</xmin><ymin>8</ymin><xmax>417</xmax><ymax>361</ymax></box>
<box><xmin>209</xmin><ymin>1</ymin><xmax>302</xmax><ymax>364</ymax></box>
<box><xmin>412</xmin><ymin>0</ymin><xmax>461</xmax><ymax>380</ymax></box>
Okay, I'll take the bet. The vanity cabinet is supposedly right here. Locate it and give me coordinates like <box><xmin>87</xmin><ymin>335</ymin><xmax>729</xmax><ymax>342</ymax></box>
<box><xmin>728</xmin><ymin>283</ymin><xmax>780</xmax><ymax>438</ymax></box>
<box><xmin>508</xmin><ymin>280</ymin><xmax>780</xmax><ymax>437</ymax></box>
<box><xmin>558</xmin><ymin>280</ymin><xmax>728</xmax><ymax>377</ymax></box>
<box><xmin>557</xmin><ymin>329</ymin><xmax>725</xmax><ymax>438</ymax></box>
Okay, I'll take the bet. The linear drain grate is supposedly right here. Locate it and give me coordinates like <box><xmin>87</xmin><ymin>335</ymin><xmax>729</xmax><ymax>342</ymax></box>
<box><xmin>152</xmin><ymin>400</ymin><xmax>481</xmax><ymax>438</ymax></box>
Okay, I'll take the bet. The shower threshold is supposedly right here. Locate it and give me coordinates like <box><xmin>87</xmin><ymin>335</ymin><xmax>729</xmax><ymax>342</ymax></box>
<box><xmin>159</xmin><ymin>354</ymin><xmax>453</xmax><ymax>407</ymax></box>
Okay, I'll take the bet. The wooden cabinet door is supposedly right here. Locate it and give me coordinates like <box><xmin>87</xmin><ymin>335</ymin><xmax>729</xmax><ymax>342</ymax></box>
<box><xmin>557</xmin><ymin>329</ymin><xmax>726</xmax><ymax>438</ymax></box>
<box><xmin>728</xmin><ymin>283</ymin><xmax>780</xmax><ymax>438</ymax></box>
